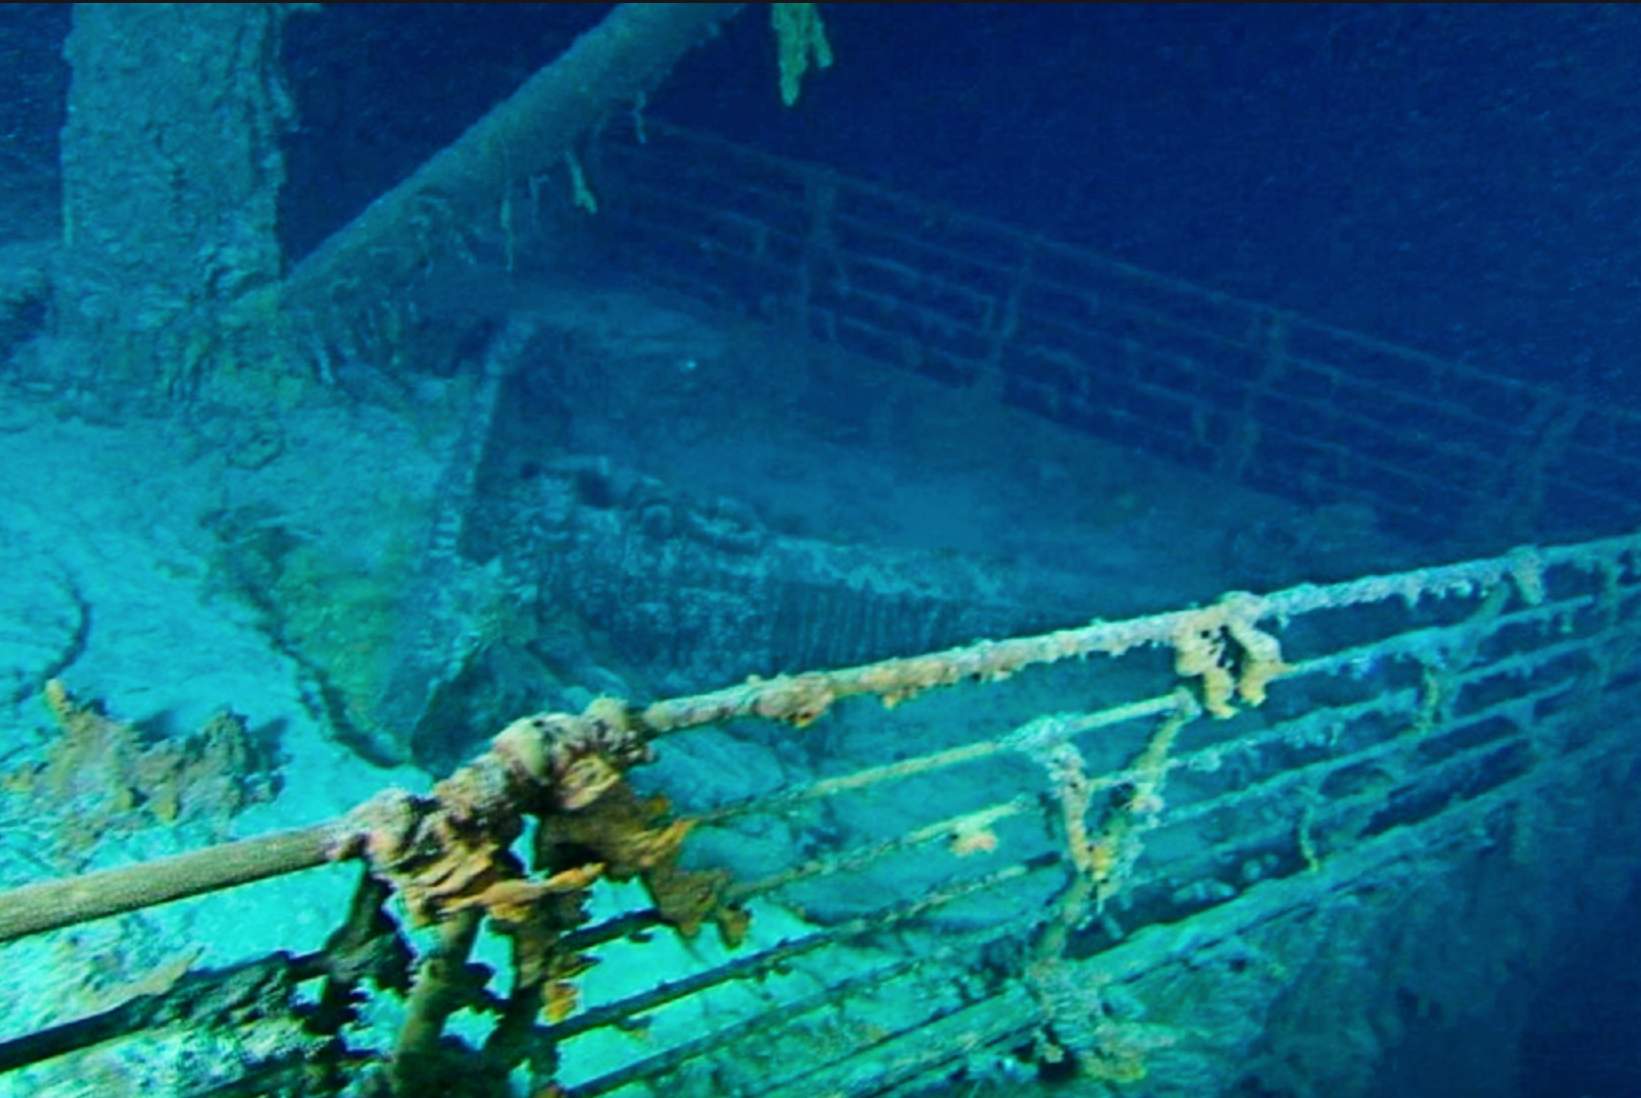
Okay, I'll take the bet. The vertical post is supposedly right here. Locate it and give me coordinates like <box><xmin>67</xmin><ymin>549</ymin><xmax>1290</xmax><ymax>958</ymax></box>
<box><xmin>56</xmin><ymin>3</ymin><xmax>299</xmax><ymax>397</ymax></box>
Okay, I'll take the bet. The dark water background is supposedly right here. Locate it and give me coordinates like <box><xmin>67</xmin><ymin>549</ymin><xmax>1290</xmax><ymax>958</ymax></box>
<box><xmin>2</xmin><ymin>6</ymin><xmax>1638</xmax><ymax>1094</ymax></box>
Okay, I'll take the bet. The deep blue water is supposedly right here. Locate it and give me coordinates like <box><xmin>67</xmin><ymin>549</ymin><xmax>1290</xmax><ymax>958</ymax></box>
<box><xmin>9</xmin><ymin>4</ymin><xmax>1640</xmax><ymax>403</ymax></box>
<box><xmin>267</xmin><ymin>4</ymin><xmax>1641</xmax><ymax>407</ymax></box>
<box><xmin>1</xmin><ymin>6</ymin><xmax>1638</xmax><ymax>1095</ymax></box>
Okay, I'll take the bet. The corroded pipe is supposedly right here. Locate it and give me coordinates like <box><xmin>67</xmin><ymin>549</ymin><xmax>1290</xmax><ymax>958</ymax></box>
<box><xmin>0</xmin><ymin>823</ymin><xmax>343</xmax><ymax>944</ymax></box>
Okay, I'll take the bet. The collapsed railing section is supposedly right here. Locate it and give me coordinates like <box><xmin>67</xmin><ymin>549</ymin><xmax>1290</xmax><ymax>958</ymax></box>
<box><xmin>583</xmin><ymin>121</ymin><xmax>1641</xmax><ymax>545</ymax></box>
<box><xmin>0</xmin><ymin>532</ymin><xmax>1638</xmax><ymax>1092</ymax></box>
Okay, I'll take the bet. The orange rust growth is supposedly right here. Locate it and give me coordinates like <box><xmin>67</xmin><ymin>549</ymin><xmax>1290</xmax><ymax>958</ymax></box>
<box><xmin>544</xmin><ymin>979</ymin><xmax>580</xmax><ymax>1023</ymax></box>
<box><xmin>750</xmin><ymin>673</ymin><xmax>838</xmax><ymax>727</ymax></box>
<box><xmin>445</xmin><ymin>863</ymin><xmax>606</xmax><ymax>922</ymax></box>
<box><xmin>1169</xmin><ymin>598</ymin><xmax>1289</xmax><ymax>719</ymax></box>
<box><xmin>4</xmin><ymin>680</ymin><xmax>275</xmax><ymax>857</ymax></box>
<box><xmin>537</xmin><ymin>779</ymin><xmax>747</xmax><ymax>946</ymax></box>
<box><xmin>340</xmin><ymin>690</ymin><xmax>750</xmax><ymax>1045</ymax></box>
<box><xmin>948</xmin><ymin>826</ymin><xmax>999</xmax><ymax>857</ymax></box>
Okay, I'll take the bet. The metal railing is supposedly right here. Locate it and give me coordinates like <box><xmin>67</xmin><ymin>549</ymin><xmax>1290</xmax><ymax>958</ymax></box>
<box><xmin>1</xmin><ymin>531</ymin><xmax>1637</xmax><ymax>1094</ymax></box>
<box><xmin>585</xmin><ymin>121</ymin><xmax>1641</xmax><ymax>546</ymax></box>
